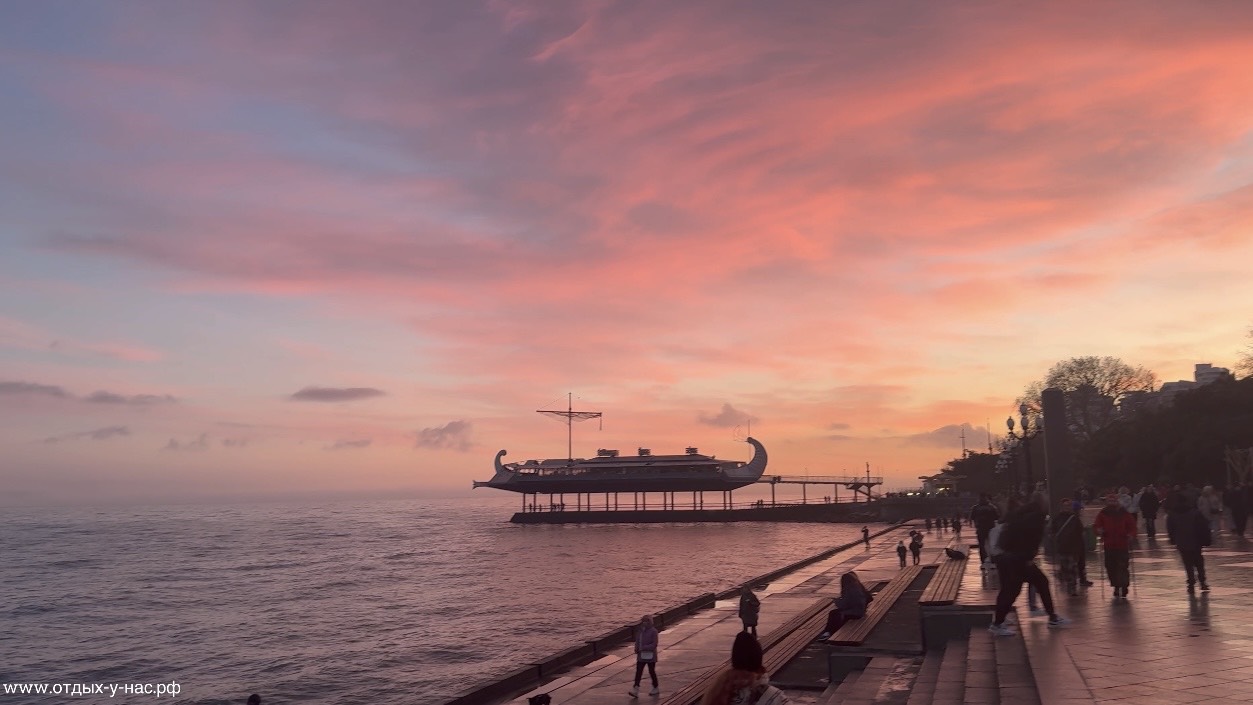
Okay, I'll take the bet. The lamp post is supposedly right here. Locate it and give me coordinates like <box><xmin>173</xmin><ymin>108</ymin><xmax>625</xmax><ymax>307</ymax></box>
<box><xmin>1006</xmin><ymin>403</ymin><xmax>1042</xmax><ymax>495</ymax></box>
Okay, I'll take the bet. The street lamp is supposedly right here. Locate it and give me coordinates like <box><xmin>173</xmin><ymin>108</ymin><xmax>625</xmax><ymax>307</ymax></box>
<box><xmin>1006</xmin><ymin>404</ymin><xmax>1043</xmax><ymax>495</ymax></box>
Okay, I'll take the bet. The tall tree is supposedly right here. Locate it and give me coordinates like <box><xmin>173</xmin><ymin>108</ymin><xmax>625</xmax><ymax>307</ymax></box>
<box><xmin>1086</xmin><ymin>376</ymin><xmax>1253</xmax><ymax>487</ymax></box>
<box><xmin>1238</xmin><ymin>326</ymin><xmax>1253</xmax><ymax>379</ymax></box>
<box><xmin>1016</xmin><ymin>356</ymin><xmax>1157</xmax><ymax>443</ymax></box>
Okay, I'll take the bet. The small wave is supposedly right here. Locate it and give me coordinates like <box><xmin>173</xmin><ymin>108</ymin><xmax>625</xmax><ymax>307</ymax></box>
<box><xmin>10</xmin><ymin>604</ymin><xmax>55</xmax><ymax>616</ymax></box>
<box><xmin>48</xmin><ymin>558</ymin><xmax>98</xmax><ymax>569</ymax></box>
<box><xmin>419</xmin><ymin>646</ymin><xmax>484</xmax><ymax>665</ymax></box>
<box><xmin>231</xmin><ymin>561</ymin><xmax>304</xmax><ymax>571</ymax></box>
<box><xmin>383</xmin><ymin>552</ymin><xmax>416</xmax><ymax>560</ymax></box>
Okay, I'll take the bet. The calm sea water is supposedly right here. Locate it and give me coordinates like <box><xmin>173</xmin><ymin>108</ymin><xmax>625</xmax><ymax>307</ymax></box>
<box><xmin>1</xmin><ymin>496</ymin><xmax>872</xmax><ymax>704</ymax></box>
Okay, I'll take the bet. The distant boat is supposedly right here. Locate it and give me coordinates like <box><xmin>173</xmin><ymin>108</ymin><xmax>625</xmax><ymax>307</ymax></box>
<box><xmin>474</xmin><ymin>437</ymin><xmax>768</xmax><ymax>494</ymax></box>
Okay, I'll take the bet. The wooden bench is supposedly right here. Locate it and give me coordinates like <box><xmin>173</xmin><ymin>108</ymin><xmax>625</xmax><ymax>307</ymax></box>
<box><xmin>827</xmin><ymin>565</ymin><xmax>923</xmax><ymax>646</ymax></box>
<box><xmin>656</xmin><ymin>597</ymin><xmax>830</xmax><ymax>705</ymax></box>
<box><xmin>762</xmin><ymin>601</ymin><xmax>832</xmax><ymax>675</ymax></box>
<box><xmin>919</xmin><ymin>555</ymin><xmax>966</xmax><ymax>606</ymax></box>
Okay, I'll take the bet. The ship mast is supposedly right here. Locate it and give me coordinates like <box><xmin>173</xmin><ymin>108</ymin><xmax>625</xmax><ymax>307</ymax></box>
<box><xmin>537</xmin><ymin>393</ymin><xmax>603</xmax><ymax>461</ymax></box>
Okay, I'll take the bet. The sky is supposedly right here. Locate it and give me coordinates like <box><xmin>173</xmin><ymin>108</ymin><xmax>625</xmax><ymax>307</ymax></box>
<box><xmin>2</xmin><ymin>1</ymin><xmax>1252</xmax><ymax>506</ymax></box>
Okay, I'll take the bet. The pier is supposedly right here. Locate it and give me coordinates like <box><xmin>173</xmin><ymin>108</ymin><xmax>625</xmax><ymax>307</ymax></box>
<box><xmin>508</xmin><ymin>474</ymin><xmax>906</xmax><ymax>524</ymax></box>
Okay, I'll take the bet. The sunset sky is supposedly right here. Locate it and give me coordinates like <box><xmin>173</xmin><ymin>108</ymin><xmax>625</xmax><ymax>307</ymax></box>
<box><xmin>3</xmin><ymin>1</ymin><xmax>1252</xmax><ymax>506</ymax></box>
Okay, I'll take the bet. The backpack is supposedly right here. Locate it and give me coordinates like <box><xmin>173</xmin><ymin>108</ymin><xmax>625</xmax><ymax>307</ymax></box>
<box><xmin>987</xmin><ymin>523</ymin><xmax>1006</xmax><ymax>558</ymax></box>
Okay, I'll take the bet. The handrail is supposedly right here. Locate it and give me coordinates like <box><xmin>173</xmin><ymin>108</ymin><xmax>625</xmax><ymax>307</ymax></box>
<box><xmin>761</xmin><ymin>475</ymin><xmax>885</xmax><ymax>484</ymax></box>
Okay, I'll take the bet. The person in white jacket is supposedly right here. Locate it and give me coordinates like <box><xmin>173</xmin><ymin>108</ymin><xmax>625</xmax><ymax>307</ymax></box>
<box><xmin>1118</xmin><ymin>486</ymin><xmax>1141</xmax><ymax>521</ymax></box>
<box><xmin>1198</xmin><ymin>485</ymin><xmax>1223</xmax><ymax>533</ymax></box>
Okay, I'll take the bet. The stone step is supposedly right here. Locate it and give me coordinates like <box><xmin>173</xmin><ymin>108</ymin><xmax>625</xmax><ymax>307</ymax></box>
<box><xmin>869</xmin><ymin>656</ymin><xmax>923</xmax><ymax>705</ymax></box>
<box><xmin>817</xmin><ymin>667</ymin><xmax>860</xmax><ymax>705</ymax></box>
<box><xmin>831</xmin><ymin>657</ymin><xmax>898</xmax><ymax>705</ymax></box>
<box><xmin>931</xmin><ymin>638</ymin><xmax>967</xmax><ymax>705</ymax></box>
<box><xmin>963</xmin><ymin>628</ymin><xmax>999</xmax><ymax>705</ymax></box>
<box><xmin>902</xmin><ymin>649</ymin><xmax>943</xmax><ymax>705</ymax></box>
<box><xmin>993</xmin><ymin>627</ymin><xmax>1041</xmax><ymax>705</ymax></box>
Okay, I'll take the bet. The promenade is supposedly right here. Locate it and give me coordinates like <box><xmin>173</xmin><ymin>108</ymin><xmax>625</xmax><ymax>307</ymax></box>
<box><xmin>1015</xmin><ymin>523</ymin><xmax>1253</xmax><ymax>705</ymax></box>
<box><xmin>499</xmin><ymin>518</ymin><xmax>1253</xmax><ymax>705</ymax></box>
<box><xmin>502</xmin><ymin>526</ymin><xmax>934</xmax><ymax>705</ymax></box>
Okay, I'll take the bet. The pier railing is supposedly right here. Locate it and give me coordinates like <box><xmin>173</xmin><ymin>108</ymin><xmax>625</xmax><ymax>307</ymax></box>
<box><xmin>517</xmin><ymin>496</ymin><xmax>877</xmax><ymax>513</ymax></box>
<box><xmin>762</xmin><ymin>475</ymin><xmax>884</xmax><ymax>484</ymax></box>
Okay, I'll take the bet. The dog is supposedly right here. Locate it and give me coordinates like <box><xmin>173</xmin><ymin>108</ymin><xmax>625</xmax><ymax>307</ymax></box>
<box><xmin>528</xmin><ymin>694</ymin><xmax>552</xmax><ymax>705</ymax></box>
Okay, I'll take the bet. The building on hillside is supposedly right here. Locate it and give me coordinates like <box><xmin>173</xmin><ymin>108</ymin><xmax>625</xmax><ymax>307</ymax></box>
<box><xmin>1125</xmin><ymin>362</ymin><xmax>1233</xmax><ymax>411</ymax></box>
<box><xmin>1195</xmin><ymin>363</ymin><xmax>1233</xmax><ymax>385</ymax></box>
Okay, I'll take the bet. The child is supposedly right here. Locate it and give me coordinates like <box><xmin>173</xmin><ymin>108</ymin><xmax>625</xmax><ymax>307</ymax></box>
<box><xmin>897</xmin><ymin>540</ymin><xmax>907</xmax><ymax>568</ymax></box>
<box><xmin>738</xmin><ymin>586</ymin><xmax>760</xmax><ymax>636</ymax></box>
<box><xmin>910</xmin><ymin>532</ymin><xmax>923</xmax><ymax>565</ymax></box>
<box><xmin>862</xmin><ymin>526</ymin><xmax>870</xmax><ymax>547</ymax></box>
<box><xmin>818</xmin><ymin>571</ymin><xmax>873</xmax><ymax>640</ymax></box>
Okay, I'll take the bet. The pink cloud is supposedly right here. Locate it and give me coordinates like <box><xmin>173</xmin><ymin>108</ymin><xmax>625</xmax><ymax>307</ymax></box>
<box><xmin>6</xmin><ymin>1</ymin><xmax>1253</xmax><ymax>498</ymax></box>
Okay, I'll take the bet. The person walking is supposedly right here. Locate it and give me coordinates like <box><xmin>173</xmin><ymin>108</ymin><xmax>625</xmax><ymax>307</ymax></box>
<box><xmin>987</xmin><ymin>492</ymin><xmax>1069</xmax><ymax>635</ymax></box>
<box><xmin>896</xmin><ymin>540</ymin><xmax>907</xmax><ymax>568</ymax></box>
<box><xmin>629</xmin><ymin>615</ymin><xmax>660</xmax><ymax>697</ymax></box>
<box><xmin>818</xmin><ymin>571</ymin><xmax>872</xmax><ymax>640</ymax></box>
<box><xmin>1117</xmin><ymin>486</ymin><xmax>1140</xmax><ymax>522</ymax></box>
<box><xmin>862</xmin><ymin>526</ymin><xmax>870</xmax><ymax>547</ymax></box>
<box><xmin>1225</xmin><ymin>484</ymin><xmax>1248</xmax><ymax>538</ymax></box>
<box><xmin>1139</xmin><ymin>485</ymin><xmax>1161</xmax><ymax>540</ymax></box>
<box><xmin>1094</xmin><ymin>493</ymin><xmax>1137</xmax><ymax>600</ymax></box>
<box><xmin>700</xmin><ymin>632</ymin><xmax>788</xmax><ymax>705</ymax></box>
<box><xmin>738</xmin><ymin>586</ymin><xmax>760</xmax><ymax>636</ymax></box>
<box><xmin>1050</xmin><ymin>499</ymin><xmax>1086</xmax><ymax>596</ymax></box>
<box><xmin>952</xmin><ymin>512</ymin><xmax>963</xmax><ymax>537</ymax></box>
<box><xmin>1167</xmin><ymin>491</ymin><xmax>1213</xmax><ymax>593</ymax></box>
<box><xmin>1198</xmin><ymin>486</ymin><xmax>1223</xmax><ymax>534</ymax></box>
<box><xmin>970</xmin><ymin>494</ymin><xmax>1001</xmax><ymax>570</ymax></box>
<box><xmin>910</xmin><ymin>531</ymin><xmax>923</xmax><ymax>565</ymax></box>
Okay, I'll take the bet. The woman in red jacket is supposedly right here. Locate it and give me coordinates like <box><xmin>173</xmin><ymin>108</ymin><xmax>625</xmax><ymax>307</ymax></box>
<box><xmin>1093</xmin><ymin>493</ymin><xmax>1137</xmax><ymax>599</ymax></box>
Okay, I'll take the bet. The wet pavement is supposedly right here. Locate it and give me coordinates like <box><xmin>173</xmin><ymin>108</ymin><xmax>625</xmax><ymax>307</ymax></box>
<box><xmin>1014</xmin><ymin>518</ymin><xmax>1253</xmax><ymax>705</ymax></box>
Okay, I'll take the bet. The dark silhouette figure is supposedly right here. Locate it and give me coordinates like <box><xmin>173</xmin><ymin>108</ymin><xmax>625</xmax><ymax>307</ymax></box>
<box><xmin>970</xmin><ymin>494</ymin><xmax>1001</xmax><ymax>566</ymax></box>
<box><xmin>1167</xmin><ymin>490</ymin><xmax>1213</xmax><ymax>593</ymax></box>
<box><xmin>819</xmin><ymin>571</ymin><xmax>872</xmax><ymax>639</ymax></box>
<box><xmin>1050</xmin><ymin>499</ymin><xmax>1086</xmax><ymax>596</ymax></box>
<box><xmin>861</xmin><ymin>526</ymin><xmax>870</xmax><ymax>547</ymax></box>
<box><xmin>738</xmin><ymin>586</ymin><xmax>760</xmax><ymax>635</ymax></box>
<box><xmin>247</xmin><ymin>696</ymin><xmax>261</xmax><ymax>705</ymax></box>
<box><xmin>1140</xmin><ymin>485</ymin><xmax>1161</xmax><ymax>539</ymax></box>
<box><xmin>988</xmin><ymin>493</ymin><xmax>1069</xmax><ymax>634</ymax></box>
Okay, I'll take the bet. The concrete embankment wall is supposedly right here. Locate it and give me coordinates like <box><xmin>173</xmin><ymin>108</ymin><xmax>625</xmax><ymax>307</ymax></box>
<box><xmin>440</xmin><ymin>524</ymin><xmax>905</xmax><ymax>705</ymax></box>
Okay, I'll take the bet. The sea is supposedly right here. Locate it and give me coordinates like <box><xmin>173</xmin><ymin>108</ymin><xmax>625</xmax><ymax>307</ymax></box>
<box><xmin>1</xmin><ymin>495</ymin><xmax>875</xmax><ymax>704</ymax></box>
